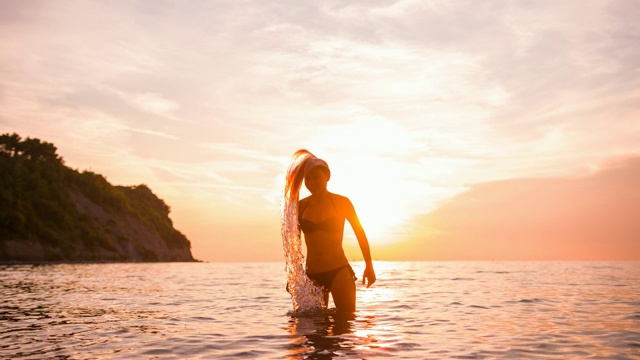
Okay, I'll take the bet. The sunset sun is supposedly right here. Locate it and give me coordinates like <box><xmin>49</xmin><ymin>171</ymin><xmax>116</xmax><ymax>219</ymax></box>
<box><xmin>329</xmin><ymin>157</ymin><xmax>415</xmax><ymax>245</ymax></box>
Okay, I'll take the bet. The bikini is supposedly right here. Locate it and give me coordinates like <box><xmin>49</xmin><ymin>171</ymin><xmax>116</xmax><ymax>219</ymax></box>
<box><xmin>299</xmin><ymin>195</ymin><xmax>356</xmax><ymax>290</ymax></box>
<box><xmin>306</xmin><ymin>264</ymin><xmax>356</xmax><ymax>290</ymax></box>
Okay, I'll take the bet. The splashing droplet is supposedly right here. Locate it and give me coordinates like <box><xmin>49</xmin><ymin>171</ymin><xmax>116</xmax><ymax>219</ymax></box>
<box><xmin>281</xmin><ymin>150</ymin><xmax>325</xmax><ymax>313</ymax></box>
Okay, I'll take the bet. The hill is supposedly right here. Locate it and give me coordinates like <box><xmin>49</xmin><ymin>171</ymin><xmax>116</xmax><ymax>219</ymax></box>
<box><xmin>0</xmin><ymin>133</ymin><xmax>195</xmax><ymax>262</ymax></box>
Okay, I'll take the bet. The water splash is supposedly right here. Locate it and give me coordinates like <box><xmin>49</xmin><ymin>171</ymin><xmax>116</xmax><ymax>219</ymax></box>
<box><xmin>281</xmin><ymin>150</ymin><xmax>325</xmax><ymax>313</ymax></box>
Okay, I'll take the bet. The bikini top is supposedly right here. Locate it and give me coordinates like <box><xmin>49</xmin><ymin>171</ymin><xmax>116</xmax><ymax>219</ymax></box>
<box><xmin>299</xmin><ymin>195</ymin><xmax>343</xmax><ymax>234</ymax></box>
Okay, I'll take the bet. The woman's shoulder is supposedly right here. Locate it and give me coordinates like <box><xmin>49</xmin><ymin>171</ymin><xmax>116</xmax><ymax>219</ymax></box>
<box><xmin>329</xmin><ymin>193</ymin><xmax>352</xmax><ymax>206</ymax></box>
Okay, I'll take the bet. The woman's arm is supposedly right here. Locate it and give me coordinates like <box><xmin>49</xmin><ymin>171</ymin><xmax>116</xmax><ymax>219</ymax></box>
<box><xmin>344</xmin><ymin>197</ymin><xmax>376</xmax><ymax>288</ymax></box>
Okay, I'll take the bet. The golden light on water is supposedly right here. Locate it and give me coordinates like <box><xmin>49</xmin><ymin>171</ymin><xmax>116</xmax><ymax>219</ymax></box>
<box><xmin>355</xmin><ymin>261</ymin><xmax>401</xmax><ymax>308</ymax></box>
<box><xmin>352</xmin><ymin>262</ymin><xmax>404</xmax><ymax>352</ymax></box>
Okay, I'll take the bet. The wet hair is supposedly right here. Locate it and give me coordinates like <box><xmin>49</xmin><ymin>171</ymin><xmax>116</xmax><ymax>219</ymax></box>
<box><xmin>281</xmin><ymin>149</ymin><xmax>329</xmax><ymax>311</ymax></box>
<box><xmin>283</xmin><ymin>149</ymin><xmax>330</xmax><ymax>201</ymax></box>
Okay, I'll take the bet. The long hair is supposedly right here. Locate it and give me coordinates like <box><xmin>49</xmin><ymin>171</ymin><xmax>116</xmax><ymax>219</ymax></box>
<box><xmin>283</xmin><ymin>149</ymin><xmax>316</xmax><ymax>203</ymax></box>
<box><xmin>280</xmin><ymin>149</ymin><xmax>325</xmax><ymax>312</ymax></box>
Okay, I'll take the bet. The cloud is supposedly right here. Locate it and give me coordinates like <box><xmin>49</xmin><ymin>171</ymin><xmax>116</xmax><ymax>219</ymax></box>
<box><xmin>1</xmin><ymin>0</ymin><xmax>639</xmax><ymax>261</ymax></box>
<box><xmin>130</xmin><ymin>93</ymin><xmax>177</xmax><ymax>116</ymax></box>
<box><xmin>403</xmin><ymin>155</ymin><xmax>640</xmax><ymax>260</ymax></box>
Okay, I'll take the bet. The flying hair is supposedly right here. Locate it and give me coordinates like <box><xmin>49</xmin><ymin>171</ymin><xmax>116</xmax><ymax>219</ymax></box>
<box><xmin>283</xmin><ymin>149</ymin><xmax>316</xmax><ymax>202</ymax></box>
<box><xmin>280</xmin><ymin>149</ymin><xmax>326</xmax><ymax>312</ymax></box>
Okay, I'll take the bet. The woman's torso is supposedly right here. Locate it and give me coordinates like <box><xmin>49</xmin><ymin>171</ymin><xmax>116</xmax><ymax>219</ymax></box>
<box><xmin>299</xmin><ymin>193</ymin><xmax>349</xmax><ymax>273</ymax></box>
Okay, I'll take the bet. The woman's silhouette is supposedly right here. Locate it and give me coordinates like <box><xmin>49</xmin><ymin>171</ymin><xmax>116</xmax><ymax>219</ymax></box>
<box><xmin>283</xmin><ymin>150</ymin><xmax>376</xmax><ymax>312</ymax></box>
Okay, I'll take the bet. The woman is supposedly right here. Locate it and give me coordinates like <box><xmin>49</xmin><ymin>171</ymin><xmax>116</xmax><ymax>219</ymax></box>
<box><xmin>284</xmin><ymin>150</ymin><xmax>376</xmax><ymax>313</ymax></box>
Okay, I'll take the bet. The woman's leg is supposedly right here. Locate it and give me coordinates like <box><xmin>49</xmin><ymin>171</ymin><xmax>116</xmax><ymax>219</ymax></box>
<box><xmin>330</xmin><ymin>268</ymin><xmax>356</xmax><ymax>312</ymax></box>
<box><xmin>322</xmin><ymin>288</ymin><xmax>330</xmax><ymax>307</ymax></box>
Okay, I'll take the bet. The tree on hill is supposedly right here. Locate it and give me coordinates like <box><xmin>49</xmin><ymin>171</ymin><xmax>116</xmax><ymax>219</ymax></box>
<box><xmin>0</xmin><ymin>132</ymin><xmax>192</xmax><ymax>261</ymax></box>
<box><xmin>0</xmin><ymin>133</ymin><xmax>62</xmax><ymax>163</ymax></box>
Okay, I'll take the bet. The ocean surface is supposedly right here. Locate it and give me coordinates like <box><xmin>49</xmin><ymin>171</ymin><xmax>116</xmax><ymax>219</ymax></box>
<box><xmin>1</xmin><ymin>261</ymin><xmax>639</xmax><ymax>359</ymax></box>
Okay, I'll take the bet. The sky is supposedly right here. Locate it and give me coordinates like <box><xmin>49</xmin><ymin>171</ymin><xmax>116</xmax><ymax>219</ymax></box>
<box><xmin>1</xmin><ymin>0</ymin><xmax>639</xmax><ymax>261</ymax></box>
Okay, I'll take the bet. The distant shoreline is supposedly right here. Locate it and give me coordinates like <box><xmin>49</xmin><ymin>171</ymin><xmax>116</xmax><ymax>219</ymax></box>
<box><xmin>0</xmin><ymin>259</ymin><xmax>202</xmax><ymax>265</ymax></box>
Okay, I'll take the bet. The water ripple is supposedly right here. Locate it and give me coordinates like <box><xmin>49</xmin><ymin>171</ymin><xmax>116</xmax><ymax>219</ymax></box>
<box><xmin>0</xmin><ymin>261</ymin><xmax>639</xmax><ymax>359</ymax></box>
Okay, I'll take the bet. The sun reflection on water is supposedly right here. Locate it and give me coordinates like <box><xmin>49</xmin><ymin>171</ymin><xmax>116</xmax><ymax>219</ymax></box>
<box><xmin>284</xmin><ymin>309</ymin><xmax>390</xmax><ymax>359</ymax></box>
<box><xmin>275</xmin><ymin>261</ymin><xmax>408</xmax><ymax>356</ymax></box>
<box><xmin>2</xmin><ymin>262</ymin><xmax>638</xmax><ymax>358</ymax></box>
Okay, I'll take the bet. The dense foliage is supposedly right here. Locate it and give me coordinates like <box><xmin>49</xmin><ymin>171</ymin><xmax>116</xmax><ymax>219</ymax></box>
<box><xmin>0</xmin><ymin>133</ymin><xmax>191</xmax><ymax>260</ymax></box>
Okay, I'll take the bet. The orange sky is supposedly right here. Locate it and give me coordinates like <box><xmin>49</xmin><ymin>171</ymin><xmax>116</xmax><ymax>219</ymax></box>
<box><xmin>1</xmin><ymin>1</ymin><xmax>639</xmax><ymax>261</ymax></box>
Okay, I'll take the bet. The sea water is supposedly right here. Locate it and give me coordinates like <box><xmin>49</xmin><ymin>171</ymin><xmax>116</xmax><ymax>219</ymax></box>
<box><xmin>1</xmin><ymin>261</ymin><xmax>639</xmax><ymax>359</ymax></box>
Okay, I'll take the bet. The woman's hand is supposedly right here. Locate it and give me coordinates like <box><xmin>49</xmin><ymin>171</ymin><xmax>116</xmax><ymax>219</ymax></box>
<box><xmin>362</xmin><ymin>265</ymin><xmax>376</xmax><ymax>288</ymax></box>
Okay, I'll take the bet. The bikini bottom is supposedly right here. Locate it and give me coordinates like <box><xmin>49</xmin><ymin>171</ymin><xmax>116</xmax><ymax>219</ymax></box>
<box><xmin>306</xmin><ymin>264</ymin><xmax>356</xmax><ymax>290</ymax></box>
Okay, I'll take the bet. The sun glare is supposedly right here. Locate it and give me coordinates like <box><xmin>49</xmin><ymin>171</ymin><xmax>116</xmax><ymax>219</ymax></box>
<box><xmin>330</xmin><ymin>158</ymin><xmax>414</xmax><ymax>245</ymax></box>
<box><xmin>348</xmin><ymin>189</ymin><xmax>407</xmax><ymax>244</ymax></box>
<box><xmin>295</xmin><ymin>157</ymin><xmax>413</xmax><ymax>245</ymax></box>
<box><xmin>300</xmin><ymin>115</ymin><xmax>444</xmax><ymax>248</ymax></box>
<box><xmin>303</xmin><ymin>115</ymin><xmax>434</xmax><ymax>245</ymax></box>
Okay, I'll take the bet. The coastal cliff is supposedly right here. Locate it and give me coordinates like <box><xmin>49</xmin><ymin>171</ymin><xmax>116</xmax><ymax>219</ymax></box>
<box><xmin>0</xmin><ymin>133</ymin><xmax>195</xmax><ymax>262</ymax></box>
